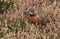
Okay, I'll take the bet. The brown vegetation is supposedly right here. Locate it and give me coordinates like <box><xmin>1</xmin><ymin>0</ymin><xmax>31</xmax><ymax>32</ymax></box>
<box><xmin>0</xmin><ymin>0</ymin><xmax>60</xmax><ymax>39</ymax></box>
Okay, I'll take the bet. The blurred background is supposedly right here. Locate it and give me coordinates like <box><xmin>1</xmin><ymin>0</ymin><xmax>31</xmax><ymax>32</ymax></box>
<box><xmin>0</xmin><ymin>0</ymin><xmax>60</xmax><ymax>39</ymax></box>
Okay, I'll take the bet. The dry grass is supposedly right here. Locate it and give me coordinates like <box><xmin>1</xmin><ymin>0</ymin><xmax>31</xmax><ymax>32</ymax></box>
<box><xmin>0</xmin><ymin>0</ymin><xmax>60</xmax><ymax>39</ymax></box>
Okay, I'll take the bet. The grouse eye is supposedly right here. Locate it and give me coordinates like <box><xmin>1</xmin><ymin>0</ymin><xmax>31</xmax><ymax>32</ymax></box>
<box><xmin>28</xmin><ymin>9</ymin><xmax>35</xmax><ymax>16</ymax></box>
